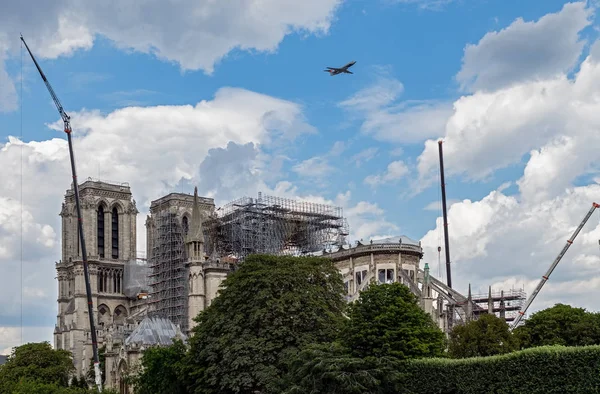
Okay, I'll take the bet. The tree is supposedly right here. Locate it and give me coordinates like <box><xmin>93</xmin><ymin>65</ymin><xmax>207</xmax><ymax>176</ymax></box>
<box><xmin>514</xmin><ymin>303</ymin><xmax>600</xmax><ymax>348</ymax></box>
<box><xmin>184</xmin><ymin>254</ymin><xmax>347</xmax><ymax>394</ymax></box>
<box><xmin>0</xmin><ymin>342</ymin><xmax>75</xmax><ymax>392</ymax></box>
<box><xmin>283</xmin><ymin>343</ymin><xmax>406</xmax><ymax>394</ymax></box>
<box><xmin>448</xmin><ymin>313</ymin><xmax>516</xmax><ymax>358</ymax></box>
<box><xmin>342</xmin><ymin>282</ymin><xmax>445</xmax><ymax>360</ymax></box>
<box><xmin>132</xmin><ymin>339</ymin><xmax>188</xmax><ymax>394</ymax></box>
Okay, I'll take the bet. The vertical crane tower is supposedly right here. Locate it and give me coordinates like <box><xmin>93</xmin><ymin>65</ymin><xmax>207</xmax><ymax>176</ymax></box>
<box><xmin>20</xmin><ymin>35</ymin><xmax>103</xmax><ymax>391</ymax></box>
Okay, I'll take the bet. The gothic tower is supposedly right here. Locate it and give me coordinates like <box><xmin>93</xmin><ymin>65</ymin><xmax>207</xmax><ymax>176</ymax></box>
<box><xmin>186</xmin><ymin>187</ymin><xmax>208</xmax><ymax>331</ymax></box>
<box><xmin>184</xmin><ymin>187</ymin><xmax>231</xmax><ymax>332</ymax></box>
<box><xmin>54</xmin><ymin>179</ymin><xmax>138</xmax><ymax>377</ymax></box>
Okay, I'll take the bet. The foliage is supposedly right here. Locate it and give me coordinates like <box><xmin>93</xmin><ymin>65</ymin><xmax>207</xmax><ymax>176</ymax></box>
<box><xmin>400</xmin><ymin>345</ymin><xmax>600</xmax><ymax>394</ymax></box>
<box><xmin>514</xmin><ymin>303</ymin><xmax>600</xmax><ymax>349</ymax></box>
<box><xmin>184</xmin><ymin>254</ymin><xmax>347</xmax><ymax>394</ymax></box>
<box><xmin>132</xmin><ymin>339</ymin><xmax>188</xmax><ymax>394</ymax></box>
<box><xmin>342</xmin><ymin>282</ymin><xmax>446</xmax><ymax>360</ymax></box>
<box><xmin>0</xmin><ymin>342</ymin><xmax>75</xmax><ymax>392</ymax></box>
<box><xmin>283</xmin><ymin>342</ymin><xmax>406</xmax><ymax>394</ymax></box>
<box><xmin>448</xmin><ymin>313</ymin><xmax>517</xmax><ymax>358</ymax></box>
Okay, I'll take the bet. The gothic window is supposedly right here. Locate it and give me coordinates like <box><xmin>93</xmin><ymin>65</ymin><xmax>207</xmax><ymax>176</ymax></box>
<box><xmin>182</xmin><ymin>216</ymin><xmax>189</xmax><ymax>236</ymax></box>
<box><xmin>97</xmin><ymin>205</ymin><xmax>105</xmax><ymax>258</ymax></box>
<box><xmin>111</xmin><ymin>208</ymin><xmax>119</xmax><ymax>259</ymax></box>
<box><xmin>114</xmin><ymin>305</ymin><xmax>127</xmax><ymax>325</ymax></box>
<box><xmin>98</xmin><ymin>270</ymin><xmax>104</xmax><ymax>292</ymax></box>
<box><xmin>98</xmin><ymin>304</ymin><xmax>110</xmax><ymax>326</ymax></box>
<box><xmin>113</xmin><ymin>270</ymin><xmax>117</xmax><ymax>294</ymax></box>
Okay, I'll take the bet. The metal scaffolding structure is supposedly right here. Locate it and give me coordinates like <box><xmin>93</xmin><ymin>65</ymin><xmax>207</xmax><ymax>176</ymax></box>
<box><xmin>147</xmin><ymin>205</ymin><xmax>189</xmax><ymax>332</ymax></box>
<box><xmin>471</xmin><ymin>288</ymin><xmax>526</xmax><ymax>322</ymax></box>
<box><xmin>206</xmin><ymin>192</ymin><xmax>349</xmax><ymax>261</ymax></box>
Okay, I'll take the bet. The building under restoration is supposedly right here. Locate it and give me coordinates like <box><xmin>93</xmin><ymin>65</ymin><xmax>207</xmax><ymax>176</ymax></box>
<box><xmin>54</xmin><ymin>180</ymin><xmax>526</xmax><ymax>391</ymax></box>
<box><xmin>205</xmin><ymin>192</ymin><xmax>350</xmax><ymax>261</ymax></box>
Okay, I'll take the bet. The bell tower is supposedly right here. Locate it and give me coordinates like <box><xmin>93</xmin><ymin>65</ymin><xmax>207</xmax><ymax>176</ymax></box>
<box><xmin>54</xmin><ymin>178</ymin><xmax>138</xmax><ymax>377</ymax></box>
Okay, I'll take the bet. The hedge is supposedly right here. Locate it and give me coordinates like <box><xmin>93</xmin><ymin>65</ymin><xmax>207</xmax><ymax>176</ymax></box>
<box><xmin>401</xmin><ymin>345</ymin><xmax>600</xmax><ymax>394</ymax></box>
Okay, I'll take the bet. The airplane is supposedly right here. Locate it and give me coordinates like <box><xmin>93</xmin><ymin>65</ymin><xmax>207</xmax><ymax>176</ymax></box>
<box><xmin>324</xmin><ymin>60</ymin><xmax>356</xmax><ymax>76</ymax></box>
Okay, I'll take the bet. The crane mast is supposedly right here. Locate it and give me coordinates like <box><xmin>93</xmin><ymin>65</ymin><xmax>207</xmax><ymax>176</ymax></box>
<box><xmin>511</xmin><ymin>202</ymin><xmax>599</xmax><ymax>330</ymax></box>
<box><xmin>20</xmin><ymin>35</ymin><xmax>103</xmax><ymax>392</ymax></box>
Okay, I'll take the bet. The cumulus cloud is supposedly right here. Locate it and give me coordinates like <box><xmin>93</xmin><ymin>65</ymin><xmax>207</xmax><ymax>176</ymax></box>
<box><xmin>417</xmin><ymin>43</ymin><xmax>600</xmax><ymax>188</ymax></box>
<box><xmin>0</xmin><ymin>0</ymin><xmax>342</xmax><ymax>111</ymax></box>
<box><xmin>349</xmin><ymin>147</ymin><xmax>378</xmax><ymax>167</ymax></box>
<box><xmin>388</xmin><ymin>0</ymin><xmax>455</xmax><ymax>11</ymax></box>
<box><xmin>340</xmin><ymin>75</ymin><xmax>453</xmax><ymax>143</ymax></box>
<box><xmin>456</xmin><ymin>1</ymin><xmax>593</xmax><ymax>92</ymax></box>
<box><xmin>420</xmin><ymin>186</ymin><xmax>600</xmax><ymax>314</ymax></box>
<box><xmin>0</xmin><ymin>87</ymin><xmax>318</xmax><ymax>342</ymax></box>
<box><xmin>415</xmin><ymin>4</ymin><xmax>600</xmax><ymax>315</ymax></box>
<box><xmin>364</xmin><ymin>160</ymin><xmax>409</xmax><ymax>187</ymax></box>
<box><xmin>0</xmin><ymin>84</ymin><xmax>401</xmax><ymax>348</ymax></box>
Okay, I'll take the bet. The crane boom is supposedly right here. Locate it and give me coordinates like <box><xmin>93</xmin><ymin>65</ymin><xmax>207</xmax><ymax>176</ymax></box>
<box><xmin>20</xmin><ymin>35</ymin><xmax>103</xmax><ymax>391</ymax></box>
<box><xmin>511</xmin><ymin>202</ymin><xmax>599</xmax><ymax>330</ymax></box>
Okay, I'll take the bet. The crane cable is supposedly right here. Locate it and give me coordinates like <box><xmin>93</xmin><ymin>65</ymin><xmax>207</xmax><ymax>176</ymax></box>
<box><xmin>20</xmin><ymin>34</ymin><xmax>24</xmax><ymax>345</ymax></box>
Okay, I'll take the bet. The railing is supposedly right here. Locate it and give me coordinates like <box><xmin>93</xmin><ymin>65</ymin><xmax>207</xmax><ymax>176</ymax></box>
<box><xmin>325</xmin><ymin>242</ymin><xmax>423</xmax><ymax>260</ymax></box>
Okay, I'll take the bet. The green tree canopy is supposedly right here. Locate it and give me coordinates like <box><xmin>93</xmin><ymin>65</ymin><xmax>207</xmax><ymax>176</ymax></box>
<box><xmin>342</xmin><ymin>282</ymin><xmax>446</xmax><ymax>360</ymax></box>
<box><xmin>132</xmin><ymin>339</ymin><xmax>187</xmax><ymax>394</ymax></box>
<box><xmin>448</xmin><ymin>313</ymin><xmax>516</xmax><ymax>358</ymax></box>
<box><xmin>514</xmin><ymin>303</ymin><xmax>600</xmax><ymax>348</ymax></box>
<box><xmin>283</xmin><ymin>342</ymin><xmax>406</xmax><ymax>394</ymax></box>
<box><xmin>0</xmin><ymin>342</ymin><xmax>75</xmax><ymax>392</ymax></box>
<box><xmin>184</xmin><ymin>254</ymin><xmax>347</xmax><ymax>394</ymax></box>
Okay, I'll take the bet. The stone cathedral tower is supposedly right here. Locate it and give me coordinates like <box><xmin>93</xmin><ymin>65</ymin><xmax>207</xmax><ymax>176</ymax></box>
<box><xmin>54</xmin><ymin>179</ymin><xmax>138</xmax><ymax>377</ymax></box>
<box><xmin>185</xmin><ymin>187</ymin><xmax>230</xmax><ymax>331</ymax></box>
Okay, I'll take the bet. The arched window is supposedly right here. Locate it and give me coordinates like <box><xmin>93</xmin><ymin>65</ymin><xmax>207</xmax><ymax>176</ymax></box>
<box><xmin>112</xmin><ymin>208</ymin><xmax>119</xmax><ymax>259</ymax></box>
<box><xmin>182</xmin><ymin>216</ymin><xmax>189</xmax><ymax>236</ymax></box>
<box><xmin>97</xmin><ymin>205</ymin><xmax>105</xmax><ymax>258</ymax></box>
<box><xmin>98</xmin><ymin>270</ymin><xmax>104</xmax><ymax>292</ymax></box>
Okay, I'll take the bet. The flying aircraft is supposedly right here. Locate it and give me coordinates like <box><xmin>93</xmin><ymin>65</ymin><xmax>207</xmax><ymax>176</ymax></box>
<box><xmin>324</xmin><ymin>60</ymin><xmax>356</xmax><ymax>76</ymax></box>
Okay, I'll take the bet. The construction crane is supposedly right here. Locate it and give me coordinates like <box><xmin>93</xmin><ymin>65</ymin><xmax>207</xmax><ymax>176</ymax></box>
<box><xmin>20</xmin><ymin>35</ymin><xmax>103</xmax><ymax>392</ymax></box>
<box><xmin>511</xmin><ymin>202</ymin><xmax>600</xmax><ymax>330</ymax></box>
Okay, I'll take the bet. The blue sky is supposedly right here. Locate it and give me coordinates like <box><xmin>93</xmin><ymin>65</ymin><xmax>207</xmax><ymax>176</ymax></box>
<box><xmin>1</xmin><ymin>0</ymin><xmax>600</xmax><ymax>350</ymax></box>
<box><xmin>1</xmin><ymin>0</ymin><xmax>580</xmax><ymax>239</ymax></box>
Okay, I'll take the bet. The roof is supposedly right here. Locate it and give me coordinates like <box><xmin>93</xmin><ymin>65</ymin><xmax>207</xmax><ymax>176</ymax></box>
<box><xmin>124</xmin><ymin>316</ymin><xmax>187</xmax><ymax>347</ymax></box>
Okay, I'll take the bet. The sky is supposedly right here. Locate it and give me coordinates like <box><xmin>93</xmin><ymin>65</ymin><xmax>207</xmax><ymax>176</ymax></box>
<box><xmin>1</xmin><ymin>0</ymin><xmax>600</xmax><ymax>353</ymax></box>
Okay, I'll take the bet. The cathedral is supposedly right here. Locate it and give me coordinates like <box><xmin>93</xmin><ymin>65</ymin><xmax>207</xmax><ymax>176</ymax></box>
<box><xmin>53</xmin><ymin>178</ymin><xmax>524</xmax><ymax>392</ymax></box>
<box><xmin>53</xmin><ymin>179</ymin><xmax>231</xmax><ymax>390</ymax></box>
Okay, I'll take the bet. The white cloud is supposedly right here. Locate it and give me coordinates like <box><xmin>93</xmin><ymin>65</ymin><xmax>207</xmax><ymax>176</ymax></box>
<box><xmin>0</xmin><ymin>0</ymin><xmax>342</xmax><ymax>111</ymax></box>
<box><xmin>0</xmin><ymin>326</ymin><xmax>54</xmax><ymax>355</ymax></box>
<box><xmin>350</xmin><ymin>147</ymin><xmax>378</xmax><ymax>167</ymax></box>
<box><xmin>0</xmin><ymin>86</ymin><xmax>317</xmax><ymax>333</ymax></box>
<box><xmin>0</xmin><ymin>84</ymin><xmax>401</xmax><ymax>346</ymax></box>
<box><xmin>388</xmin><ymin>0</ymin><xmax>455</xmax><ymax>11</ymax></box>
<box><xmin>340</xmin><ymin>76</ymin><xmax>453</xmax><ymax>143</ymax></box>
<box><xmin>420</xmin><ymin>186</ymin><xmax>600</xmax><ymax>314</ymax></box>
<box><xmin>364</xmin><ymin>160</ymin><xmax>409</xmax><ymax>187</ymax></box>
<box><xmin>417</xmin><ymin>42</ymin><xmax>600</xmax><ymax>189</ymax></box>
<box><xmin>423</xmin><ymin>199</ymin><xmax>459</xmax><ymax>211</ymax></box>
<box><xmin>456</xmin><ymin>1</ymin><xmax>593</xmax><ymax>92</ymax></box>
<box><xmin>415</xmin><ymin>5</ymin><xmax>600</xmax><ymax>315</ymax></box>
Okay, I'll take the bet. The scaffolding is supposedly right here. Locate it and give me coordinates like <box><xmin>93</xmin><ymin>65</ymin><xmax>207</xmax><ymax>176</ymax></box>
<box><xmin>471</xmin><ymin>288</ymin><xmax>526</xmax><ymax>322</ymax></box>
<box><xmin>206</xmin><ymin>192</ymin><xmax>349</xmax><ymax>261</ymax></box>
<box><xmin>147</xmin><ymin>204</ymin><xmax>189</xmax><ymax>332</ymax></box>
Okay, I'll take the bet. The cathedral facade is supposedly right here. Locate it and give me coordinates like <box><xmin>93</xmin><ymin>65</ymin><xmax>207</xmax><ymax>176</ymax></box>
<box><xmin>53</xmin><ymin>179</ymin><xmax>229</xmax><ymax>390</ymax></box>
